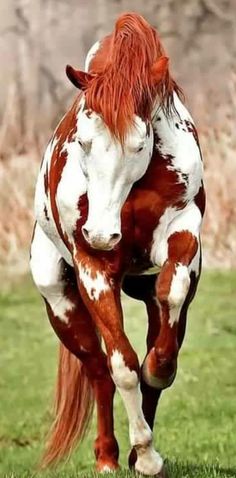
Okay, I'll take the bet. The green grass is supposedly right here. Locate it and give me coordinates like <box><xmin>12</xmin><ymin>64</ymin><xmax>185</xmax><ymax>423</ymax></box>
<box><xmin>0</xmin><ymin>270</ymin><xmax>236</xmax><ymax>478</ymax></box>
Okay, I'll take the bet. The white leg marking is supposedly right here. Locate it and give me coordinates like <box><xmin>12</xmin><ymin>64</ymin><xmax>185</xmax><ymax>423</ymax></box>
<box><xmin>110</xmin><ymin>351</ymin><xmax>163</xmax><ymax>476</ymax></box>
<box><xmin>30</xmin><ymin>224</ymin><xmax>75</xmax><ymax>323</ymax></box>
<box><xmin>78</xmin><ymin>264</ymin><xmax>110</xmax><ymax>301</ymax></box>
<box><xmin>168</xmin><ymin>264</ymin><xmax>190</xmax><ymax>327</ymax></box>
<box><xmin>110</xmin><ymin>350</ymin><xmax>138</xmax><ymax>389</ymax></box>
<box><xmin>99</xmin><ymin>465</ymin><xmax>113</xmax><ymax>473</ymax></box>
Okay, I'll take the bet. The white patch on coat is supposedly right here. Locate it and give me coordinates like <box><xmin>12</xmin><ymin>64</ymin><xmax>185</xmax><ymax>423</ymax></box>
<box><xmin>85</xmin><ymin>41</ymin><xmax>100</xmax><ymax>72</ymax></box>
<box><xmin>30</xmin><ymin>223</ymin><xmax>74</xmax><ymax>323</ymax></box>
<box><xmin>78</xmin><ymin>264</ymin><xmax>110</xmax><ymax>300</ymax></box>
<box><xmin>56</xmin><ymin>139</ymin><xmax>86</xmax><ymax>239</ymax></box>
<box><xmin>110</xmin><ymin>350</ymin><xmax>138</xmax><ymax>389</ymax></box>
<box><xmin>168</xmin><ymin>264</ymin><xmax>190</xmax><ymax>327</ymax></box>
<box><xmin>110</xmin><ymin>350</ymin><xmax>163</xmax><ymax>475</ymax></box>
<box><xmin>153</xmin><ymin>92</ymin><xmax>203</xmax><ymax>202</ymax></box>
<box><xmin>34</xmin><ymin>137</ymin><xmax>58</xmax><ymax>231</ymax></box>
<box><xmin>34</xmin><ymin>136</ymin><xmax>74</xmax><ymax>266</ymax></box>
<box><xmin>150</xmin><ymin>202</ymin><xmax>202</xmax><ymax>269</ymax></box>
<box><xmin>150</xmin><ymin>206</ymin><xmax>178</xmax><ymax>267</ymax></box>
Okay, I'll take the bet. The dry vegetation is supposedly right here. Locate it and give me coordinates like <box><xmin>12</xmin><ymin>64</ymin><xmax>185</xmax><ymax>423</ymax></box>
<box><xmin>0</xmin><ymin>0</ymin><xmax>235</xmax><ymax>273</ymax></box>
<box><xmin>200</xmin><ymin>73</ymin><xmax>236</xmax><ymax>268</ymax></box>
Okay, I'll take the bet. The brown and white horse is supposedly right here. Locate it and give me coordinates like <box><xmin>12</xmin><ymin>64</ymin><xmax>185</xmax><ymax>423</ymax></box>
<box><xmin>30</xmin><ymin>12</ymin><xmax>205</xmax><ymax>477</ymax></box>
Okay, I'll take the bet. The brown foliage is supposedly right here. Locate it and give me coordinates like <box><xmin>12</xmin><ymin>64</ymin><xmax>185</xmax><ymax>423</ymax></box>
<box><xmin>0</xmin><ymin>1</ymin><xmax>235</xmax><ymax>271</ymax></box>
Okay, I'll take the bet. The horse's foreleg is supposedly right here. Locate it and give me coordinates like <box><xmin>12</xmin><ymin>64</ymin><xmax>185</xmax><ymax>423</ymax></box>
<box><xmin>122</xmin><ymin>275</ymin><xmax>162</xmax><ymax>432</ymax></box>
<box><xmin>142</xmin><ymin>231</ymin><xmax>200</xmax><ymax>390</ymax></box>
<box><xmin>75</xmin><ymin>255</ymin><xmax>165</xmax><ymax>477</ymax></box>
<box><xmin>126</xmin><ymin>292</ymin><xmax>162</xmax><ymax>469</ymax></box>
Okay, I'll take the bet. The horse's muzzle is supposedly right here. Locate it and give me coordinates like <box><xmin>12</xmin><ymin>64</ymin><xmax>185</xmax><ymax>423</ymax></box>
<box><xmin>82</xmin><ymin>226</ymin><xmax>122</xmax><ymax>250</ymax></box>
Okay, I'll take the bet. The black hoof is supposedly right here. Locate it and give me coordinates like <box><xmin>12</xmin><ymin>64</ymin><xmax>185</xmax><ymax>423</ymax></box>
<box><xmin>128</xmin><ymin>447</ymin><xmax>137</xmax><ymax>468</ymax></box>
<box><xmin>157</xmin><ymin>464</ymin><xmax>169</xmax><ymax>478</ymax></box>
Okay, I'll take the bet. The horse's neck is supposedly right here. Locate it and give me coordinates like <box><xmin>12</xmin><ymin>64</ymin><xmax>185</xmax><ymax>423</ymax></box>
<box><xmin>152</xmin><ymin>92</ymin><xmax>194</xmax><ymax>128</ymax></box>
<box><xmin>151</xmin><ymin>92</ymin><xmax>197</xmax><ymax>161</ymax></box>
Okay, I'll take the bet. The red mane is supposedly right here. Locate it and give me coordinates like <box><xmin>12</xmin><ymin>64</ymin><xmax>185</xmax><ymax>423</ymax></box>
<box><xmin>85</xmin><ymin>12</ymin><xmax>181</xmax><ymax>143</ymax></box>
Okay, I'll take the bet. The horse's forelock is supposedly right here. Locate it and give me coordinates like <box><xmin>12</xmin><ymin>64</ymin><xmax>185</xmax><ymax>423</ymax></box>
<box><xmin>84</xmin><ymin>13</ymin><xmax>179</xmax><ymax>144</ymax></box>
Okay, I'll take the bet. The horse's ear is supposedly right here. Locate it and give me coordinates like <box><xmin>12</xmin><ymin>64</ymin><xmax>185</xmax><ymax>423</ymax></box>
<box><xmin>151</xmin><ymin>56</ymin><xmax>169</xmax><ymax>85</ymax></box>
<box><xmin>66</xmin><ymin>65</ymin><xmax>92</xmax><ymax>90</ymax></box>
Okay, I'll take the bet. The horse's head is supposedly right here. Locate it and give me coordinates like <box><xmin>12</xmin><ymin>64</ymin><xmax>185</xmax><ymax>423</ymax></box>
<box><xmin>65</xmin><ymin>13</ymin><xmax>176</xmax><ymax>251</ymax></box>
<box><xmin>73</xmin><ymin>100</ymin><xmax>153</xmax><ymax>251</ymax></box>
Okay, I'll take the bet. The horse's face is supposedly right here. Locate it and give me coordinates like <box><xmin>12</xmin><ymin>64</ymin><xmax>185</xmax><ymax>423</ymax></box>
<box><xmin>77</xmin><ymin>109</ymin><xmax>153</xmax><ymax>250</ymax></box>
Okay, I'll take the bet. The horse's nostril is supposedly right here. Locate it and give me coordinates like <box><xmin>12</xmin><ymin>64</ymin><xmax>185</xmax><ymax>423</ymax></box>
<box><xmin>110</xmin><ymin>233</ymin><xmax>122</xmax><ymax>243</ymax></box>
<box><xmin>82</xmin><ymin>226</ymin><xmax>90</xmax><ymax>241</ymax></box>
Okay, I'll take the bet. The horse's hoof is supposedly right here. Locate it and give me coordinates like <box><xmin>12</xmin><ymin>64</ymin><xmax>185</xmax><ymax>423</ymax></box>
<box><xmin>156</xmin><ymin>464</ymin><xmax>169</xmax><ymax>478</ymax></box>
<box><xmin>128</xmin><ymin>447</ymin><xmax>137</xmax><ymax>468</ymax></box>
<box><xmin>134</xmin><ymin>448</ymin><xmax>164</xmax><ymax>476</ymax></box>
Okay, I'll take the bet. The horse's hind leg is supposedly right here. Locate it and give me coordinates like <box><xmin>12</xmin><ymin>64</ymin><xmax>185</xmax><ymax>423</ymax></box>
<box><xmin>30</xmin><ymin>223</ymin><xmax>119</xmax><ymax>471</ymax></box>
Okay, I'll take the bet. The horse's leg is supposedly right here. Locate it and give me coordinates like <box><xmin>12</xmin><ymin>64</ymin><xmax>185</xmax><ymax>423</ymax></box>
<box><xmin>142</xmin><ymin>230</ymin><xmax>200</xmax><ymax>392</ymax></box>
<box><xmin>74</xmin><ymin>254</ymin><xmax>165</xmax><ymax>477</ymax></box>
<box><xmin>122</xmin><ymin>275</ymin><xmax>162</xmax><ymax>468</ymax></box>
<box><xmin>30</xmin><ymin>224</ymin><xmax>118</xmax><ymax>471</ymax></box>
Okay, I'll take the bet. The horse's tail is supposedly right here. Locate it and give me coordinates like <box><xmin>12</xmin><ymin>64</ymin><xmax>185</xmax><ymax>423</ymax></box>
<box><xmin>41</xmin><ymin>343</ymin><xmax>94</xmax><ymax>468</ymax></box>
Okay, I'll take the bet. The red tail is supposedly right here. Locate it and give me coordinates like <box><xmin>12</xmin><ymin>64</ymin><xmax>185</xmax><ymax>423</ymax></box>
<box><xmin>41</xmin><ymin>343</ymin><xmax>94</xmax><ymax>468</ymax></box>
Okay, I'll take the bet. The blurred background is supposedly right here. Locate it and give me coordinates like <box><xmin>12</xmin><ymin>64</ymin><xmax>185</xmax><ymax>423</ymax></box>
<box><xmin>0</xmin><ymin>0</ymin><xmax>236</xmax><ymax>275</ymax></box>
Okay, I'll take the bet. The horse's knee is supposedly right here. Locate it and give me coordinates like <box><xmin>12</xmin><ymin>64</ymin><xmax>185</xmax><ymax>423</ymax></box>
<box><xmin>168</xmin><ymin>264</ymin><xmax>190</xmax><ymax>307</ymax></box>
<box><xmin>157</xmin><ymin>263</ymin><xmax>190</xmax><ymax>326</ymax></box>
<box><xmin>110</xmin><ymin>349</ymin><xmax>139</xmax><ymax>389</ymax></box>
<box><xmin>142</xmin><ymin>345</ymin><xmax>178</xmax><ymax>390</ymax></box>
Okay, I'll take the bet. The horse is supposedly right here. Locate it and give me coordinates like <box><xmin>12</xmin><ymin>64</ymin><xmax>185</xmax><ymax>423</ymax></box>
<box><xmin>30</xmin><ymin>12</ymin><xmax>205</xmax><ymax>477</ymax></box>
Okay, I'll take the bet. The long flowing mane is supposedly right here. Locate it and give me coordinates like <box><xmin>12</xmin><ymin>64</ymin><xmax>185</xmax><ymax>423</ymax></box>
<box><xmin>85</xmin><ymin>12</ymin><xmax>181</xmax><ymax>142</ymax></box>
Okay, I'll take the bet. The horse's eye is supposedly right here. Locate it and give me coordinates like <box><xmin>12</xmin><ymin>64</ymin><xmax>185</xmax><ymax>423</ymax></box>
<box><xmin>78</xmin><ymin>140</ymin><xmax>83</xmax><ymax>148</ymax></box>
<box><xmin>137</xmin><ymin>146</ymin><xmax>144</xmax><ymax>153</ymax></box>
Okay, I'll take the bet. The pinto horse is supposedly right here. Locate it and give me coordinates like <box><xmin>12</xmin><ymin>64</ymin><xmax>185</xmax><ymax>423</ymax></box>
<box><xmin>30</xmin><ymin>12</ymin><xmax>205</xmax><ymax>477</ymax></box>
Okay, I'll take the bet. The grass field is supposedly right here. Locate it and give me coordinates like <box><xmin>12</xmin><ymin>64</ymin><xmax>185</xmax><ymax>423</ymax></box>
<box><xmin>0</xmin><ymin>271</ymin><xmax>236</xmax><ymax>478</ymax></box>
